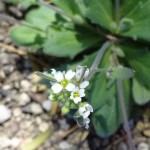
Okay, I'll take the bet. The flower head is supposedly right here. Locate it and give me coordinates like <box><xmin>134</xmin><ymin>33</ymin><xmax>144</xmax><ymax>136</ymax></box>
<box><xmin>70</xmin><ymin>87</ymin><xmax>85</xmax><ymax>104</ymax></box>
<box><xmin>51</xmin><ymin>69</ymin><xmax>75</xmax><ymax>93</ymax></box>
<box><xmin>76</xmin><ymin>66</ymin><xmax>89</xmax><ymax>81</ymax></box>
<box><xmin>75</xmin><ymin>66</ymin><xmax>89</xmax><ymax>89</ymax></box>
<box><xmin>79</xmin><ymin>103</ymin><xmax>93</xmax><ymax>119</ymax></box>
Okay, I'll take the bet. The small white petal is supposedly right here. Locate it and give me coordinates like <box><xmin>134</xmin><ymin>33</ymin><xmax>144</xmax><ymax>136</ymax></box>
<box><xmin>80</xmin><ymin>81</ymin><xmax>89</xmax><ymax>89</ymax></box>
<box><xmin>84</xmin><ymin>68</ymin><xmax>89</xmax><ymax>79</ymax></box>
<box><xmin>79</xmin><ymin>107</ymin><xmax>86</xmax><ymax>116</ymax></box>
<box><xmin>85</xmin><ymin>104</ymin><xmax>93</xmax><ymax>112</ymax></box>
<box><xmin>84</xmin><ymin>118</ymin><xmax>90</xmax><ymax>129</ymax></box>
<box><xmin>51</xmin><ymin>69</ymin><xmax>56</xmax><ymax>75</ymax></box>
<box><xmin>76</xmin><ymin>66</ymin><xmax>82</xmax><ymax>81</ymax></box>
<box><xmin>65</xmin><ymin>70</ymin><xmax>75</xmax><ymax>80</ymax></box>
<box><xmin>51</xmin><ymin>83</ymin><xmax>63</xmax><ymax>93</ymax></box>
<box><xmin>75</xmin><ymin>87</ymin><xmax>79</xmax><ymax>91</ymax></box>
<box><xmin>85</xmin><ymin>118</ymin><xmax>90</xmax><ymax>124</ymax></box>
<box><xmin>79</xmin><ymin>89</ymin><xmax>85</xmax><ymax>97</ymax></box>
<box><xmin>85</xmin><ymin>124</ymin><xmax>89</xmax><ymax>129</ymax></box>
<box><xmin>50</xmin><ymin>81</ymin><xmax>55</xmax><ymax>85</ymax></box>
<box><xmin>74</xmin><ymin>97</ymin><xmax>81</xmax><ymax>104</ymax></box>
<box><xmin>54</xmin><ymin>71</ymin><xmax>64</xmax><ymax>82</ymax></box>
<box><xmin>70</xmin><ymin>92</ymin><xmax>74</xmax><ymax>99</ymax></box>
<box><xmin>83</xmin><ymin>111</ymin><xmax>90</xmax><ymax>119</ymax></box>
<box><xmin>66</xmin><ymin>83</ymin><xmax>75</xmax><ymax>91</ymax></box>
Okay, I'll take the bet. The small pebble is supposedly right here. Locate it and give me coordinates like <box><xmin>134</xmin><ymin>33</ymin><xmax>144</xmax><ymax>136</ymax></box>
<box><xmin>118</xmin><ymin>142</ymin><xmax>128</xmax><ymax>150</ymax></box>
<box><xmin>137</xmin><ymin>142</ymin><xmax>149</xmax><ymax>150</ymax></box>
<box><xmin>39</xmin><ymin>122</ymin><xmax>49</xmax><ymax>132</ymax></box>
<box><xmin>0</xmin><ymin>105</ymin><xmax>11</xmax><ymax>124</ymax></box>
<box><xmin>20</xmin><ymin>80</ymin><xmax>31</xmax><ymax>91</ymax></box>
<box><xmin>42</xmin><ymin>100</ymin><xmax>52</xmax><ymax>112</ymax></box>
<box><xmin>58</xmin><ymin>141</ymin><xmax>74</xmax><ymax>150</ymax></box>
<box><xmin>23</xmin><ymin>102</ymin><xmax>43</xmax><ymax>115</ymax></box>
<box><xmin>0</xmin><ymin>135</ymin><xmax>11</xmax><ymax>149</ymax></box>
<box><xmin>16</xmin><ymin>93</ymin><xmax>31</xmax><ymax>106</ymax></box>
<box><xmin>10</xmin><ymin>138</ymin><xmax>20</xmax><ymax>148</ymax></box>
<box><xmin>143</xmin><ymin>129</ymin><xmax>150</xmax><ymax>137</ymax></box>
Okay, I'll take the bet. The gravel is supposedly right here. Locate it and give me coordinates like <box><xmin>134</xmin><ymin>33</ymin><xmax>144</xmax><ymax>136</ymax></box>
<box><xmin>23</xmin><ymin>102</ymin><xmax>43</xmax><ymax>115</ymax></box>
<box><xmin>0</xmin><ymin>105</ymin><xmax>11</xmax><ymax>124</ymax></box>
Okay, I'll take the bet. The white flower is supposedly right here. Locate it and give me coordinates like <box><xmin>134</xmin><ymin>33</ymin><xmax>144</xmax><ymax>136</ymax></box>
<box><xmin>70</xmin><ymin>87</ymin><xmax>85</xmax><ymax>104</ymax></box>
<box><xmin>83</xmin><ymin>118</ymin><xmax>90</xmax><ymax>129</ymax></box>
<box><xmin>51</xmin><ymin>69</ymin><xmax>75</xmax><ymax>93</ymax></box>
<box><xmin>76</xmin><ymin>66</ymin><xmax>89</xmax><ymax>81</ymax></box>
<box><xmin>79</xmin><ymin>104</ymin><xmax>93</xmax><ymax>119</ymax></box>
<box><xmin>75</xmin><ymin>117</ymin><xmax>90</xmax><ymax>129</ymax></box>
<box><xmin>75</xmin><ymin>66</ymin><xmax>89</xmax><ymax>89</ymax></box>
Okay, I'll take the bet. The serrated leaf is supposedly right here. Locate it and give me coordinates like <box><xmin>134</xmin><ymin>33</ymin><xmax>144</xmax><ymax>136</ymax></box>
<box><xmin>118</xmin><ymin>0</ymin><xmax>150</xmax><ymax>41</ymax></box>
<box><xmin>110</xmin><ymin>66</ymin><xmax>135</xmax><ymax>80</ymax></box>
<box><xmin>43</xmin><ymin>29</ymin><xmax>101</xmax><ymax>58</ymax></box>
<box><xmin>133</xmin><ymin>78</ymin><xmax>150</xmax><ymax>105</ymax></box>
<box><xmin>25</xmin><ymin>6</ymin><xmax>57</xmax><ymax>30</ymax></box>
<box><xmin>10</xmin><ymin>26</ymin><xmax>45</xmax><ymax>51</ymax></box>
<box><xmin>84</xmin><ymin>0</ymin><xmax>114</xmax><ymax>31</ymax></box>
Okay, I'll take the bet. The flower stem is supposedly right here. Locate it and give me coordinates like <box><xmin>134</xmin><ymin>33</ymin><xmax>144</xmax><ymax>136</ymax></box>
<box><xmin>87</xmin><ymin>41</ymin><xmax>111</xmax><ymax>80</ymax></box>
<box><xmin>117</xmin><ymin>80</ymin><xmax>136</xmax><ymax>150</ymax></box>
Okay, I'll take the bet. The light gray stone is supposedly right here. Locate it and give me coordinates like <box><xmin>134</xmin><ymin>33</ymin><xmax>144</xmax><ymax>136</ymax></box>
<box><xmin>138</xmin><ymin>142</ymin><xmax>149</xmax><ymax>150</ymax></box>
<box><xmin>42</xmin><ymin>100</ymin><xmax>52</xmax><ymax>112</ymax></box>
<box><xmin>23</xmin><ymin>102</ymin><xmax>43</xmax><ymax>115</ymax></box>
<box><xmin>20</xmin><ymin>80</ymin><xmax>31</xmax><ymax>91</ymax></box>
<box><xmin>16</xmin><ymin>93</ymin><xmax>31</xmax><ymax>106</ymax></box>
<box><xmin>59</xmin><ymin>141</ymin><xmax>74</xmax><ymax>150</ymax></box>
<box><xmin>0</xmin><ymin>105</ymin><xmax>11</xmax><ymax>124</ymax></box>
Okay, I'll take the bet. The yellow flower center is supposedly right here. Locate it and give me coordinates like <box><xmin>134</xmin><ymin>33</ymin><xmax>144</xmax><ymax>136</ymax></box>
<box><xmin>73</xmin><ymin>91</ymin><xmax>80</xmax><ymax>98</ymax></box>
<box><xmin>60</xmin><ymin>79</ymin><xmax>69</xmax><ymax>88</ymax></box>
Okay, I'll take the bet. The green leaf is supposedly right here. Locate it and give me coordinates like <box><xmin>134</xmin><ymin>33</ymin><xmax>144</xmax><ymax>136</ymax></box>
<box><xmin>22</xmin><ymin>129</ymin><xmax>51</xmax><ymax>150</ymax></box>
<box><xmin>53</xmin><ymin>0</ymin><xmax>86</xmax><ymax>20</ymax></box>
<box><xmin>3</xmin><ymin>0</ymin><xmax>20</xmax><ymax>4</ymax></box>
<box><xmin>110</xmin><ymin>66</ymin><xmax>135</xmax><ymax>80</ymax></box>
<box><xmin>91</xmin><ymin>74</ymin><xmax>130</xmax><ymax>137</ymax></box>
<box><xmin>84</xmin><ymin>0</ymin><xmax>115</xmax><ymax>31</ymax></box>
<box><xmin>35</xmin><ymin>71</ymin><xmax>56</xmax><ymax>81</ymax></box>
<box><xmin>118</xmin><ymin>0</ymin><xmax>150</xmax><ymax>41</ymax></box>
<box><xmin>20</xmin><ymin>0</ymin><xmax>37</xmax><ymax>8</ymax></box>
<box><xmin>133</xmin><ymin>78</ymin><xmax>150</xmax><ymax>105</ymax></box>
<box><xmin>10</xmin><ymin>26</ymin><xmax>45</xmax><ymax>51</ymax></box>
<box><xmin>25</xmin><ymin>6</ymin><xmax>57</xmax><ymax>31</ymax></box>
<box><xmin>43</xmin><ymin>29</ymin><xmax>101</xmax><ymax>58</ymax></box>
<box><xmin>120</xmin><ymin>44</ymin><xmax>150</xmax><ymax>88</ymax></box>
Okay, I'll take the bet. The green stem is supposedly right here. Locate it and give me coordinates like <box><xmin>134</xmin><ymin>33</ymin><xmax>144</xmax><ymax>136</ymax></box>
<box><xmin>87</xmin><ymin>41</ymin><xmax>111</xmax><ymax>80</ymax></box>
<box><xmin>115</xmin><ymin>0</ymin><xmax>120</xmax><ymax>25</ymax></box>
<box><xmin>117</xmin><ymin>80</ymin><xmax>136</xmax><ymax>150</ymax></box>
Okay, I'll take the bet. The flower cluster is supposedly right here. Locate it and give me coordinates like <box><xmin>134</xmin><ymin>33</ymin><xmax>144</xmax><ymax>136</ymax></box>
<box><xmin>49</xmin><ymin>66</ymin><xmax>93</xmax><ymax>129</ymax></box>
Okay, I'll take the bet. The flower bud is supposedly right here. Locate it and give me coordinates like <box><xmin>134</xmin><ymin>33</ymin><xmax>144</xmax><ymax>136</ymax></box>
<box><xmin>61</xmin><ymin>106</ymin><xmax>69</xmax><ymax>115</ymax></box>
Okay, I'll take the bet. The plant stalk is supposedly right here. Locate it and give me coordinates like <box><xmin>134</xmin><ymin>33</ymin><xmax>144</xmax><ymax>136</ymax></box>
<box><xmin>115</xmin><ymin>0</ymin><xmax>120</xmax><ymax>25</ymax></box>
<box><xmin>87</xmin><ymin>41</ymin><xmax>111</xmax><ymax>80</ymax></box>
<box><xmin>117</xmin><ymin>80</ymin><xmax>136</xmax><ymax>150</ymax></box>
